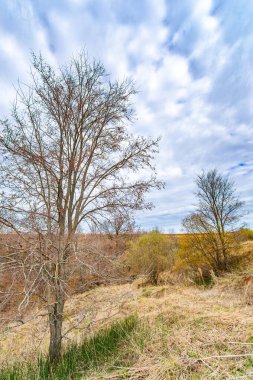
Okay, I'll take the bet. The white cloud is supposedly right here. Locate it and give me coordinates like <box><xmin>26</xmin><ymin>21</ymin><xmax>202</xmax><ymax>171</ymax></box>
<box><xmin>0</xmin><ymin>0</ymin><xmax>252</xmax><ymax>231</ymax></box>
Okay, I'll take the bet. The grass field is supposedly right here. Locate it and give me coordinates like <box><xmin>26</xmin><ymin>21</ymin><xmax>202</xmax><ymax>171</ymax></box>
<box><xmin>2</xmin><ymin>267</ymin><xmax>253</xmax><ymax>379</ymax></box>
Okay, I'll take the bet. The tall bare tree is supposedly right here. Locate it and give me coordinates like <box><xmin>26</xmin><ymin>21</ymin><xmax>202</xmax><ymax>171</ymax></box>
<box><xmin>182</xmin><ymin>169</ymin><xmax>244</xmax><ymax>272</ymax></box>
<box><xmin>0</xmin><ymin>52</ymin><xmax>163</xmax><ymax>363</ymax></box>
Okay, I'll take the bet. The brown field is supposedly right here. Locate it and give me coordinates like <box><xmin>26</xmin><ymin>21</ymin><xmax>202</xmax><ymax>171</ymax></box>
<box><xmin>2</xmin><ymin>269</ymin><xmax>253</xmax><ymax>378</ymax></box>
<box><xmin>1</xmin><ymin>234</ymin><xmax>253</xmax><ymax>379</ymax></box>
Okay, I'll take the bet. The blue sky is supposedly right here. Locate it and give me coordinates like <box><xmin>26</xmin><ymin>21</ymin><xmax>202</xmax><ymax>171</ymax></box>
<box><xmin>0</xmin><ymin>0</ymin><xmax>253</xmax><ymax>232</ymax></box>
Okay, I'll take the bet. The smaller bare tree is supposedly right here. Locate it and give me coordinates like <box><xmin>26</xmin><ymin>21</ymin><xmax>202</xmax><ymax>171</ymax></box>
<box><xmin>182</xmin><ymin>169</ymin><xmax>244</xmax><ymax>272</ymax></box>
<box><xmin>100</xmin><ymin>209</ymin><xmax>137</xmax><ymax>238</ymax></box>
<box><xmin>98</xmin><ymin>208</ymin><xmax>138</xmax><ymax>252</ymax></box>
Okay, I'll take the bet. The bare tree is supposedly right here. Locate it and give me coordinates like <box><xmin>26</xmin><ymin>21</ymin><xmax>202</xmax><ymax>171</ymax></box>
<box><xmin>98</xmin><ymin>208</ymin><xmax>138</xmax><ymax>252</ymax></box>
<box><xmin>100</xmin><ymin>209</ymin><xmax>137</xmax><ymax>238</ymax></box>
<box><xmin>182</xmin><ymin>169</ymin><xmax>244</xmax><ymax>272</ymax></box>
<box><xmin>0</xmin><ymin>52</ymin><xmax>163</xmax><ymax>363</ymax></box>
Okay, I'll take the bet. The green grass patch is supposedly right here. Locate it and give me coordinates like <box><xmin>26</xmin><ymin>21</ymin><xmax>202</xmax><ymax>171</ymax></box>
<box><xmin>0</xmin><ymin>314</ymin><xmax>140</xmax><ymax>380</ymax></box>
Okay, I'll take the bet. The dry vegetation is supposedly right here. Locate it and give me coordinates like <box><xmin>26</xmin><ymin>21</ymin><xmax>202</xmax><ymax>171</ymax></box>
<box><xmin>0</xmin><ymin>232</ymin><xmax>134</xmax><ymax>321</ymax></box>
<box><xmin>2</xmin><ymin>239</ymin><xmax>253</xmax><ymax>379</ymax></box>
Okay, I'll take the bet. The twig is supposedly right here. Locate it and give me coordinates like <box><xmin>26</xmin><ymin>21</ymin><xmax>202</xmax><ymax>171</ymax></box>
<box><xmin>226</xmin><ymin>341</ymin><xmax>253</xmax><ymax>345</ymax></box>
<box><xmin>198</xmin><ymin>358</ymin><xmax>216</xmax><ymax>372</ymax></box>
<box><xmin>198</xmin><ymin>353</ymin><xmax>253</xmax><ymax>360</ymax></box>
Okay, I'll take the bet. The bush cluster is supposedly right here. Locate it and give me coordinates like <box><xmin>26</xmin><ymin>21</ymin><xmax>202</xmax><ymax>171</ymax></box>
<box><xmin>122</xmin><ymin>231</ymin><xmax>177</xmax><ymax>284</ymax></box>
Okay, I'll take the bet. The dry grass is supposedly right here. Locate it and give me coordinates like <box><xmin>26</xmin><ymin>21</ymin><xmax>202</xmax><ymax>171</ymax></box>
<box><xmin>0</xmin><ymin>283</ymin><xmax>139</xmax><ymax>365</ymax></box>
<box><xmin>2</xmin><ymin>239</ymin><xmax>253</xmax><ymax>378</ymax></box>
<box><xmin>86</xmin><ymin>274</ymin><xmax>253</xmax><ymax>378</ymax></box>
<box><xmin>2</xmin><ymin>269</ymin><xmax>253</xmax><ymax>378</ymax></box>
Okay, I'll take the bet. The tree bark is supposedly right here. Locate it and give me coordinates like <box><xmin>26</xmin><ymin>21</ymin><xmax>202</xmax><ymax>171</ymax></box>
<box><xmin>48</xmin><ymin>294</ymin><xmax>64</xmax><ymax>364</ymax></box>
<box><xmin>48</xmin><ymin>244</ymin><xmax>65</xmax><ymax>365</ymax></box>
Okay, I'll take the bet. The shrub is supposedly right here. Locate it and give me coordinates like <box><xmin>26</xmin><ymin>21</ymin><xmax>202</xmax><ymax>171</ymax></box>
<box><xmin>239</xmin><ymin>228</ymin><xmax>253</xmax><ymax>241</ymax></box>
<box><xmin>122</xmin><ymin>231</ymin><xmax>177</xmax><ymax>285</ymax></box>
<box><xmin>178</xmin><ymin>231</ymin><xmax>241</xmax><ymax>282</ymax></box>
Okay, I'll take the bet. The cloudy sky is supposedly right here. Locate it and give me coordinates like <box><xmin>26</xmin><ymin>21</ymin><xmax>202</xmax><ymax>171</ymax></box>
<box><xmin>0</xmin><ymin>0</ymin><xmax>253</xmax><ymax>232</ymax></box>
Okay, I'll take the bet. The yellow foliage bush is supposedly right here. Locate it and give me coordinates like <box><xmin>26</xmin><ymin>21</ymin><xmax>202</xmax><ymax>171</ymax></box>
<box><xmin>239</xmin><ymin>228</ymin><xmax>253</xmax><ymax>241</ymax></box>
<box><xmin>177</xmin><ymin>232</ymin><xmax>242</xmax><ymax>283</ymax></box>
<box><xmin>122</xmin><ymin>231</ymin><xmax>177</xmax><ymax>285</ymax></box>
<box><xmin>178</xmin><ymin>234</ymin><xmax>208</xmax><ymax>269</ymax></box>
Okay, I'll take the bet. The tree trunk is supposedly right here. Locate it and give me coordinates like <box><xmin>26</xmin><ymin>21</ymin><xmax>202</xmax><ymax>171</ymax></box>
<box><xmin>47</xmin><ymin>257</ymin><xmax>65</xmax><ymax>365</ymax></box>
<box><xmin>48</xmin><ymin>294</ymin><xmax>64</xmax><ymax>364</ymax></box>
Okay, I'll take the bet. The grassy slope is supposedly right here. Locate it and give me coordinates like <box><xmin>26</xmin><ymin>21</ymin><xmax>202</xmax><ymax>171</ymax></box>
<box><xmin>2</xmin><ymin>271</ymin><xmax>253</xmax><ymax>379</ymax></box>
<box><xmin>1</xmin><ymin>314</ymin><xmax>143</xmax><ymax>380</ymax></box>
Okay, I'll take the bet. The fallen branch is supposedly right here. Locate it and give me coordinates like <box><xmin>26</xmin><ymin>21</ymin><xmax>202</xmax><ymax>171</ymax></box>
<box><xmin>197</xmin><ymin>353</ymin><xmax>253</xmax><ymax>360</ymax></box>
